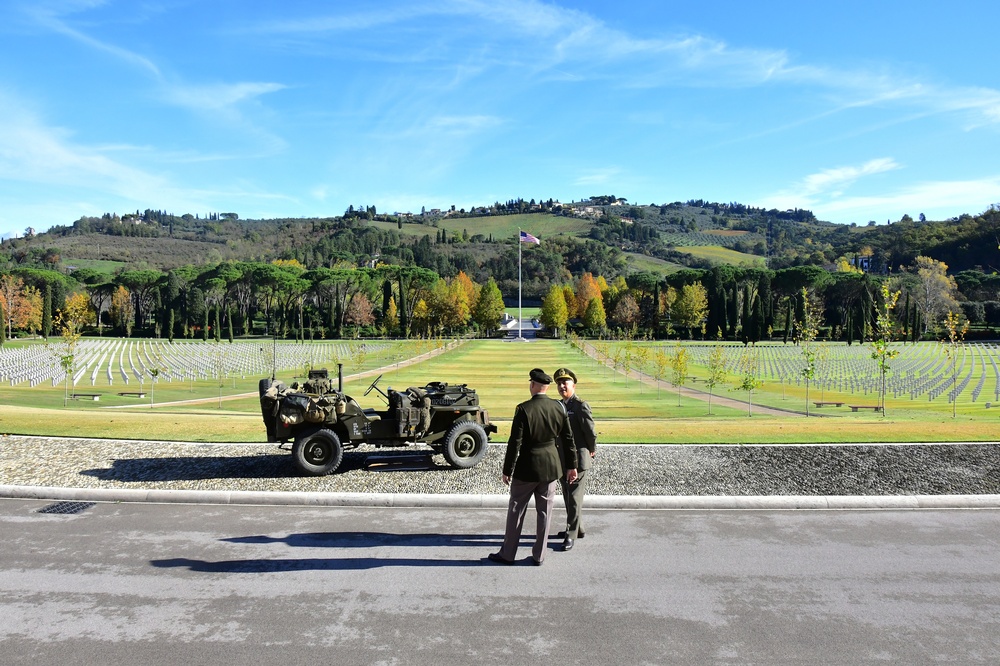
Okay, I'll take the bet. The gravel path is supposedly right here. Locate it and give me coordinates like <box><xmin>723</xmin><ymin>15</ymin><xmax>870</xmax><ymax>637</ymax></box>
<box><xmin>3</xmin><ymin>435</ymin><xmax>1000</xmax><ymax>496</ymax></box>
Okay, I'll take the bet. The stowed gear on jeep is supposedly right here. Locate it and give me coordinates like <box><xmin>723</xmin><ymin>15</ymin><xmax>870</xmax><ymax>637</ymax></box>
<box><xmin>259</xmin><ymin>366</ymin><xmax>497</xmax><ymax>475</ymax></box>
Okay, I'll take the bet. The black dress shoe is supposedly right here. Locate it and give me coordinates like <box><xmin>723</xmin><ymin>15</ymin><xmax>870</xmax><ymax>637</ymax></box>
<box><xmin>529</xmin><ymin>557</ymin><xmax>543</xmax><ymax>566</ymax></box>
<box><xmin>487</xmin><ymin>552</ymin><xmax>515</xmax><ymax>565</ymax></box>
<box><xmin>560</xmin><ymin>538</ymin><xmax>574</xmax><ymax>551</ymax></box>
<box><xmin>557</xmin><ymin>530</ymin><xmax>585</xmax><ymax>540</ymax></box>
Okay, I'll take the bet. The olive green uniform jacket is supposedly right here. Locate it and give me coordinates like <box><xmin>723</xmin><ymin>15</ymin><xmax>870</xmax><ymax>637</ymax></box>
<box><xmin>503</xmin><ymin>394</ymin><xmax>577</xmax><ymax>483</ymax></box>
<box><xmin>563</xmin><ymin>394</ymin><xmax>597</xmax><ymax>471</ymax></box>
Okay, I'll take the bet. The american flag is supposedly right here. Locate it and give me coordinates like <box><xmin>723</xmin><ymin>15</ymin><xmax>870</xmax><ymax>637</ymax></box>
<box><xmin>519</xmin><ymin>230</ymin><xmax>540</xmax><ymax>244</ymax></box>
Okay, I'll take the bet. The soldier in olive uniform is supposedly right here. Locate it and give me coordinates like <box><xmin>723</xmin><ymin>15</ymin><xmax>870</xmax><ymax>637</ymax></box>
<box><xmin>553</xmin><ymin>367</ymin><xmax>597</xmax><ymax>552</ymax></box>
<box><xmin>488</xmin><ymin>368</ymin><xmax>577</xmax><ymax>566</ymax></box>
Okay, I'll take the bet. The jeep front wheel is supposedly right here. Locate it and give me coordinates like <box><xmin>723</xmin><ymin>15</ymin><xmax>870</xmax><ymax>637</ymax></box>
<box><xmin>292</xmin><ymin>429</ymin><xmax>344</xmax><ymax>476</ymax></box>
<box><xmin>442</xmin><ymin>421</ymin><xmax>488</xmax><ymax>469</ymax></box>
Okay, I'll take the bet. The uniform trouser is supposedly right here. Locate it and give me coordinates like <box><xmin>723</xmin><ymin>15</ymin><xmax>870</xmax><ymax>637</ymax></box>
<box><xmin>499</xmin><ymin>478</ymin><xmax>557</xmax><ymax>563</ymax></box>
<box><xmin>560</xmin><ymin>469</ymin><xmax>588</xmax><ymax>538</ymax></box>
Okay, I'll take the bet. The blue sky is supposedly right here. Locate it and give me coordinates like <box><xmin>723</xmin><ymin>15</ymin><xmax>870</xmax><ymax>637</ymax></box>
<box><xmin>2</xmin><ymin>0</ymin><xmax>999</xmax><ymax>239</ymax></box>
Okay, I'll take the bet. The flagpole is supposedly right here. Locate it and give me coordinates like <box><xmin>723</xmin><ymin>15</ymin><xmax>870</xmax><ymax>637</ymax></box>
<box><xmin>517</xmin><ymin>228</ymin><xmax>522</xmax><ymax>339</ymax></box>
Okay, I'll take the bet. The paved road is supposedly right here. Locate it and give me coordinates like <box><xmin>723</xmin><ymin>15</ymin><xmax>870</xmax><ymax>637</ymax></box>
<box><xmin>3</xmin><ymin>498</ymin><xmax>1000</xmax><ymax>664</ymax></box>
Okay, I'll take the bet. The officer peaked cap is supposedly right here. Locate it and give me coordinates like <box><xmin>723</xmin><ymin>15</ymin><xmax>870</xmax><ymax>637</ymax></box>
<box><xmin>553</xmin><ymin>367</ymin><xmax>577</xmax><ymax>383</ymax></box>
<box><xmin>529</xmin><ymin>368</ymin><xmax>552</xmax><ymax>384</ymax></box>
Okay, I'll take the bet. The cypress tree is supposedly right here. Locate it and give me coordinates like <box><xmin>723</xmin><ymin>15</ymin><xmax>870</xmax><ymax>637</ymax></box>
<box><xmin>168</xmin><ymin>309</ymin><xmax>175</xmax><ymax>343</ymax></box>
<box><xmin>42</xmin><ymin>285</ymin><xmax>52</xmax><ymax>339</ymax></box>
<box><xmin>752</xmin><ymin>295</ymin><xmax>764</xmax><ymax>343</ymax></box>
<box><xmin>727</xmin><ymin>284</ymin><xmax>739</xmax><ymax>338</ymax></box>
<box><xmin>51</xmin><ymin>280</ymin><xmax>66</xmax><ymax>326</ymax></box>
<box><xmin>334</xmin><ymin>288</ymin><xmax>343</xmax><ymax>339</ymax></box>
<box><xmin>757</xmin><ymin>273</ymin><xmax>772</xmax><ymax>333</ymax></box>
<box><xmin>227</xmin><ymin>308</ymin><xmax>234</xmax><ymax>342</ymax></box>
<box><xmin>902</xmin><ymin>292</ymin><xmax>910</xmax><ymax>339</ymax></box>
<box><xmin>783</xmin><ymin>299</ymin><xmax>791</xmax><ymax>344</ymax></box>
<box><xmin>382</xmin><ymin>279</ymin><xmax>393</xmax><ymax>320</ymax></box>
<box><xmin>0</xmin><ymin>300</ymin><xmax>5</xmax><ymax>346</ymax></box>
<box><xmin>857</xmin><ymin>292</ymin><xmax>869</xmax><ymax>342</ymax></box>
<box><xmin>398</xmin><ymin>273</ymin><xmax>408</xmax><ymax>337</ymax></box>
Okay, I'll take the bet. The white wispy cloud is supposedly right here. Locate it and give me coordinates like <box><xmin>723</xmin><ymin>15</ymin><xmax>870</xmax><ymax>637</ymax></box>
<box><xmin>757</xmin><ymin>158</ymin><xmax>901</xmax><ymax>215</ymax></box>
<box><xmin>761</xmin><ymin>157</ymin><xmax>1000</xmax><ymax>223</ymax></box>
<box><xmin>239</xmin><ymin>0</ymin><xmax>1000</xmax><ymax>132</ymax></box>
<box><xmin>574</xmin><ymin>168</ymin><xmax>622</xmax><ymax>187</ymax></box>
<box><xmin>23</xmin><ymin>1</ymin><xmax>289</xmax><ymax>147</ymax></box>
<box><xmin>168</xmin><ymin>82</ymin><xmax>288</xmax><ymax>111</ymax></box>
<box><xmin>0</xmin><ymin>93</ymin><xmax>167</xmax><ymax>198</ymax></box>
<box><xmin>23</xmin><ymin>0</ymin><xmax>163</xmax><ymax>77</ymax></box>
<box><xmin>818</xmin><ymin>177</ymin><xmax>1000</xmax><ymax>219</ymax></box>
<box><xmin>798</xmin><ymin>158</ymin><xmax>901</xmax><ymax>198</ymax></box>
<box><xmin>425</xmin><ymin>114</ymin><xmax>503</xmax><ymax>134</ymax></box>
<box><xmin>0</xmin><ymin>90</ymin><xmax>295</xmax><ymax>231</ymax></box>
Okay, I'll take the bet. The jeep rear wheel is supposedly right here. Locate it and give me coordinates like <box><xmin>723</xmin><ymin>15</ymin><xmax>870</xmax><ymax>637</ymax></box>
<box><xmin>292</xmin><ymin>429</ymin><xmax>344</xmax><ymax>476</ymax></box>
<box><xmin>442</xmin><ymin>421</ymin><xmax>488</xmax><ymax>469</ymax></box>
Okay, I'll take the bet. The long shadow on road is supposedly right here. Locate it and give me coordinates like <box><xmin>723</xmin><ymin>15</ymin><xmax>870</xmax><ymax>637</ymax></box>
<box><xmin>150</xmin><ymin>531</ymin><xmax>535</xmax><ymax>571</ymax></box>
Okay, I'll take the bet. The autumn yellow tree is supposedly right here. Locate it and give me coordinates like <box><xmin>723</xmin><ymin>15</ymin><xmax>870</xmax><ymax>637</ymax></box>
<box><xmin>575</xmin><ymin>273</ymin><xmax>602</xmax><ymax>318</ymax></box>
<box><xmin>453</xmin><ymin>271</ymin><xmax>479</xmax><ymax>312</ymax></box>
<box><xmin>385</xmin><ymin>296</ymin><xmax>398</xmax><ymax>335</ymax></box>
<box><xmin>913</xmin><ymin>256</ymin><xmax>959</xmax><ymax>333</ymax></box>
<box><xmin>561</xmin><ymin>285</ymin><xmax>577</xmax><ymax>319</ymax></box>
<box><xmin>433</xmin><ymin>278</ymin><xmax>471</xmax><ymax>331</ymax></box>
<box><xmin>410</xmin><ymin>298</ymin><xmax>431</xmax><ymax>337</ymax></box>
<box><xmin>540</xmin><ymin>284</ymin><xmax>569</xmax><ymax>337</ymax></box>
<box><xmin>0</xmin><ymin>274</ymin><xmax>24</xmax><ymax>339</ymax></box>
<box><xmin>53</xmin><ymin>292</ymin><xmax>95</xmax><ymax>406</ymax></box>
<box><xmin>110</xmin><ymin>285</ymin><xmax>135</xmax><ymax>336</ymax></box>
<box><xmin>57</xmin><ymin>292</ymin><xmax>95</xmax><ymax>338</ymax></box>
<box><xmin>671</xmin><ymin>283</ymin><xmax>709</xmax><ymax>338</ymax></box>
<box><xmin>16</xmin><ymin>285</ymin><xmax>43</xmax><ymax>335</ymax></box>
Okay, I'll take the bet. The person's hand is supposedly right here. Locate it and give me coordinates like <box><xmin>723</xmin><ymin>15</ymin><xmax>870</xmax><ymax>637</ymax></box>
<box><xmin>502</xmin><ymin>474</ymin><xmax>511</xmax><ymax>486</ymax></box>
<box><xmin>566</xmin><ymin>468</ymin><xmax>578</xmax><ymax>483</ymax></box>
<box><xmin>590</xmin><ymin>451</ymin><xmax>596</xmax><ymax>458</ymax></box>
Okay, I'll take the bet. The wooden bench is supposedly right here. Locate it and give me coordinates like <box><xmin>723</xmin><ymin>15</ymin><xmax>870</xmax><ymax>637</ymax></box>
<box><xmin>117</xmin><ymin>391</ymin><xmax>146</xmax><ymax>398</ymax></box>
<box><xmin>813</xmin><ymin>401</ymin><xmax>844</xmax><ymax>408</ymax></box>
<box><xmin>849</xmin><ymin>405</ymin><xmax>881</xmax><ymax>412</ymax></box>
<box><xmin>71</xmin><ymin>393</ymin><xmax>101</xmax><ymax>401</ymax></box>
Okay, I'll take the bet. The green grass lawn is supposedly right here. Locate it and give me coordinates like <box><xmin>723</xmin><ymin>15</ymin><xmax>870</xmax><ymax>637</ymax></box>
<box><xmin>682</xmin><ymin>245</ymin><xmax>766</xmax><ymax>266</ymax></box>
<box><xmin>368</xmin><ymin>213</ymin><xmax>592</xmax><ymax>241</ymax></box>
<box><xmin>2</xmin><ymin>338</ymin><xmax>1000</xmax><ymax>444</ymax></box>
<box><xmin>505</xmin><ymin>307</ymin><xmax>540</xmax><ymax>318</ymax></box>
<box><xmin>622</xmin><ymin>252</ymin><xmax>685</xmax><ymax>275</ymax></box>
<box><xmin>59</xmin><ymin>258</ymin><xmax>129</xmax><ymax>274</ymax></box>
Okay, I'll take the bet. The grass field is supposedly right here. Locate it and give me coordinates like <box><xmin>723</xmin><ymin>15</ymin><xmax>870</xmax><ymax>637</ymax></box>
<box><xmin>622</xmin><ymin>252</ymin><xmax>685</xmax><ymax>275</ymax></box>
<box><xmin>2</xmin><ymin>338</ymin><xmax>1000</xmax><ymax>444</ymax></box>
<box><xmin>60</xmin><ymin>258</ymin><xmax>129</xmax><ymax>274</ymax></box>
<box><xmin>367</xmin><ymin>212</ymin><xmax>592</xmax><ymax>241</ymax></box>
<box><xmin>682</xmin><ymin>245</ymin><xmax>766</xmax><ymax>266</ymax></box>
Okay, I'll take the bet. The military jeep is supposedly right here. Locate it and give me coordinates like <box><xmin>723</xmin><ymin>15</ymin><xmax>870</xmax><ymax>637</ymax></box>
<box><xmin>259</xmin><ymin>367</ymin><xmax>497</xmax><ymax>476</ymax></box>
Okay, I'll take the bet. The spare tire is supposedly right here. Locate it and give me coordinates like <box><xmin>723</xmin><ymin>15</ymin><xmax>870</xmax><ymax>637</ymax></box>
<box><xmin>441</xmin><ymin>421</ymin><xmax>488</xmax><ymax>469</ymax></box>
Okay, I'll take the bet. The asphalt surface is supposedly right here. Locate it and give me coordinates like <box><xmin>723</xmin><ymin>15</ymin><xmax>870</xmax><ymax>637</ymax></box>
<box><xmin>5</xmin><ymin>430</ymin><xmax>1000</xmax><ymax>663</ymax></box>
<box><xmin>3</xmin><ymin>498</ymin><xmax>1000</xmax><ymax>665</ymax></box>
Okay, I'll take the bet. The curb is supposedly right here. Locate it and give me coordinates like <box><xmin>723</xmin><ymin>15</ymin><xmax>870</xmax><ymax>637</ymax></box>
<box><xmin>4</xmin><ymin>484</ymin><xmax>1000</xmax><ymax>510</ymax></box>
